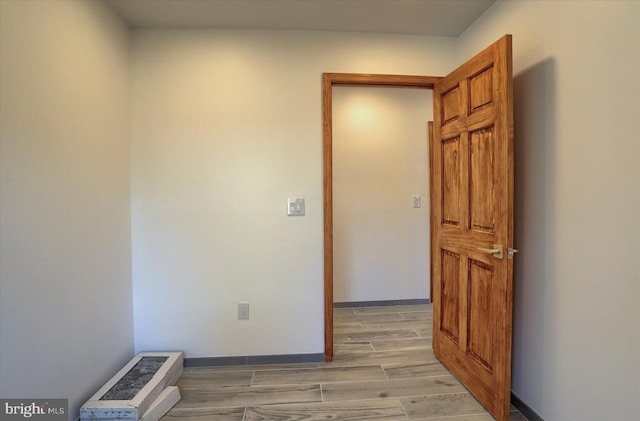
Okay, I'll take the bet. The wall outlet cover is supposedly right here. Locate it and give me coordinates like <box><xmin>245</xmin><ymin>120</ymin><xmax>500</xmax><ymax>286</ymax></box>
<box><xmin>238</xmin><ymin>302</ymin><xmax>250</xmax><ymax>320</ymax></box>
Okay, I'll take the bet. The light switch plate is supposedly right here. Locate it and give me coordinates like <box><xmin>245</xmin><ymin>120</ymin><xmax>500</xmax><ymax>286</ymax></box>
<box><xmin>287</xmin><ymin>198</ymin><xmax>305</xmax><ymax>216</ymax></box>
<box><xmin>413</xmin><ymin>195</ymin><xmax>421</xmax><ymax>208</ymax></box>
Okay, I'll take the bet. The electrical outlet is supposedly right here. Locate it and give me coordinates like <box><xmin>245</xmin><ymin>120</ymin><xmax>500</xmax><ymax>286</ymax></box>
<box><xmin>238</xmin><ymin>302</ymin><xmax>250</xmax><ymax>320</ymax></box>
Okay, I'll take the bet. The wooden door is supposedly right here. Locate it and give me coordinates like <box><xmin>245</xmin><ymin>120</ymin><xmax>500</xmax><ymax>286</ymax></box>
<box><xmin>431</xmin><ymin>35</ymin><xmax>514</xmax><ymax>421</ymax></box>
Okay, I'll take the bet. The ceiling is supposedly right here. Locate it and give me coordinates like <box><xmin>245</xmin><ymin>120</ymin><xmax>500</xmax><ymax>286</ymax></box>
<box><xmin>107</xmin><ymin>0</ymin><xmax>495</xmax><ymax>37</ymax></box>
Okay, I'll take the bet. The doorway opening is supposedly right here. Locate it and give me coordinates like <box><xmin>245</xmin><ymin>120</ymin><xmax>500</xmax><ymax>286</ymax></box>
<box><xmin>322</xmin><ymin>73</ymin><xmax>442</xmax><ymax>362</ymax></box>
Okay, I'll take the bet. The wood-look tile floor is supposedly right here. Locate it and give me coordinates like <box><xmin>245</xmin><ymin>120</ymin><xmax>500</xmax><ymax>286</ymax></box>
<box><xmin>162</xmin><ymin>304</ymin><xmax>529</xmax><ymax>420</ymax></box>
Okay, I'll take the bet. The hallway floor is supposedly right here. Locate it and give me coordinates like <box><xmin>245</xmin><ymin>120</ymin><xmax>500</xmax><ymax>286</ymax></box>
<box><xmin>161</xmin><ymin>304</ymin><xmax>529</xmax><ymax>420</ymax></box>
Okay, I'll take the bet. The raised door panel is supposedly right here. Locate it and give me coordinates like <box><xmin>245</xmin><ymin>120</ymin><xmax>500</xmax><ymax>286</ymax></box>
<box><xmin>467</xmin><ymin>258</ymin><xmax>495</xmax><ymax>373</ymax></box>
<box><xmin>441</xmin><ymin>85</ymin><xmax>461</xmax><ymax>125</ymax></box>
<box><xmin>468</xmin><ymin>65</ymin><xmax>494</xmax><ymax>114</ymax></box>
<box><xmin>442</xmin><ymin>137</ymin><xmax>462</xmax><ymax>227</ymax></box>
<box><xmin>440</xmin><ymin>249</ymin><xmax>461</xmax><ymax>343</ymax></box>
<box><xmin>469</xmin><ymin>127</ymin><xmax>495</xmax><ymax>233</ymax></box>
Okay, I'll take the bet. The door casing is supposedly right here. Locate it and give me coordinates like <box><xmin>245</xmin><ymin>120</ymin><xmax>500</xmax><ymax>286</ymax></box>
<box><xmin>322</xmin><ymin>73</ymin><xmax>442</xmax><ymax>362</ymax></box>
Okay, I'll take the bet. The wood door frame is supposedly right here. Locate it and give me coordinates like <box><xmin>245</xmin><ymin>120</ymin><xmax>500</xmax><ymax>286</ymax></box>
<box><xmin>428</xmin><ymin>121</ymin><xmax>435</xmax><ymax>302</ymax></box>
<box><xmin>322</xmin><ymin>72</ymin><xmax>442</xmax><ymax>362</ymax></box>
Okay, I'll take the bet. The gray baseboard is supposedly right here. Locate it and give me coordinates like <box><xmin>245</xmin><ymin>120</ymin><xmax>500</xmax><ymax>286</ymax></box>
<box><xmin>334</xmin><ymin>298</ymin><xmax>430</xmax><ymax>308</ymax></box>
<box><xmin>511</xmin><ymin>392</ymin><xmax>544</xmax><ymax>421</ymax></box>
<box><xmin>184</xmin><ymin>353</ymin><xmax>324</xmax><ymax>368</ymax></box>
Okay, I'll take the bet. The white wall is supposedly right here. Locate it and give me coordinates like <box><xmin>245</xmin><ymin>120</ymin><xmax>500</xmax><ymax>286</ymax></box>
<box><xmin>333</xmin><ymin>87</ymin><xmax>432</xmax><ymax>303</ymax></box>
<box><xmin>3</xmin><ymin>2</ymin><xmax>635</xmax><ymax>418</ymax></box>
<box><xmin>457</xmin><ymin>1</ymin><xmax>640</xmax><ymax>420</ymax></box>
<box><xmin>0</xmin><ymin>1</ymin><xmax>133</xmax><ymax>419</ymax></box>
<box><xmin>130</xmin><ymin>29</ymin><xmax>455</xmax><ymax>357</ymax></box>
